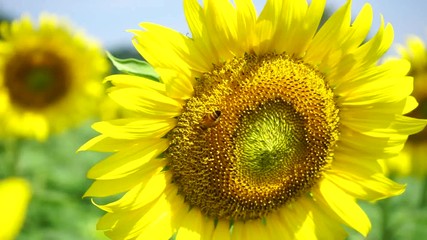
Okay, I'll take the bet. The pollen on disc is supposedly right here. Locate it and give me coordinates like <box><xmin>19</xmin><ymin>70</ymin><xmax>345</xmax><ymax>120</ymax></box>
<box><xmin>166</xmin><ymin>53</ymin><xmax>340</xmax><ymax>221</ymax></box>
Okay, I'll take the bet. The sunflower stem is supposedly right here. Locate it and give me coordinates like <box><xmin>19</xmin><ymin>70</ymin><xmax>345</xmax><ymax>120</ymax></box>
<box><xmin>420</xmin><ymin>176</ymin><xmax>427</xmax><ymax>208</ymax></box>
<box><xmin>380</xmin><ymin>199</ymin><xmax>392</xmax><ymax>240</ymax></box>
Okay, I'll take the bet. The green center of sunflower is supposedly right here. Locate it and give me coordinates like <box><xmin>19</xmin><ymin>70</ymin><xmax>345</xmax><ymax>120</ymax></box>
<box><xmin>4</xmin><ymin>49</ymin><xmax>71</xmax><ymax>109</ymax></box>
<box><xmin>166</xmin><ymin>53</ymin><xmax>340</xmax><ymax>221</ymax></box>
<box><xmin>235</xmin><ymin>100</ymin><xmax>306</xmax><ymax>184</ymax></box>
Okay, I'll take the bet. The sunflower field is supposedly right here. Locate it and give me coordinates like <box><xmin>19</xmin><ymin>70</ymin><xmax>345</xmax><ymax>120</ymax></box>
<box><xmin>1</xmin><ymin>0</ymin><xmax>427</xmax><ymax>240</ymax></box>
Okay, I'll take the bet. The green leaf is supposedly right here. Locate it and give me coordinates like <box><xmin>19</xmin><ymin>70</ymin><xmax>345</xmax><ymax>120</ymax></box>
<box><xmin>106</xmin><ymin>51</ymin><xmax>160</xmax><ymax>81</ymax></box>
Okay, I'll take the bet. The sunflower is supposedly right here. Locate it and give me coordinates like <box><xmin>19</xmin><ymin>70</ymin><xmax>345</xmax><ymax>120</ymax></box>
<box><xmin>0</xmin><ymin>177</ymin><xmax>31</xmax><ymax>240</ymax></box>
<box><xmin>0</xmin><ymin>14</ymin><xmax>108</xmax><ymax>141</ymax></box>
<box><xmin>384</xmin><ymin>36</ymin><xmax>427</xmax><ymax>177</ymax></box>
<box><xmin>82</xmin><ymin>0</ymin><xmax>427</xmax><ymax>239</ymax></box>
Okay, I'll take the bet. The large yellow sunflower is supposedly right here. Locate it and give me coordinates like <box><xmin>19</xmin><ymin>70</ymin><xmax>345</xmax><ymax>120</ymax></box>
<box><xmin>0</xmin><ymin>14</ymin><xmax>109</xmax><ymax>141</ymax></box>
<box><xmin>81</xmin><ymin>0</ymin><xmax>427</xmax><ymax>239</ymax></box>
<box><xmin>384</xmin><ymin>36</ymin><xmax>427</xmax><ymax>177</ymax></box>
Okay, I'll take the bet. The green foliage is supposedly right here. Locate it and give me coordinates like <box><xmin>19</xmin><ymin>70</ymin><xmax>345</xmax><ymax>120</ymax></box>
<box><xmin>347</xmin><ymin>176</ymin><xmax>427</xmax><ymax>240</ymax></box>
<box><xmin>106</xmin><ymin>51</ymin><xmax>160</xmax><ymax>81</ymax></box>
<box><xmin>0</xmin><ymin>121</ymin><xmax>109</xmax><ymax>240</ymax></box>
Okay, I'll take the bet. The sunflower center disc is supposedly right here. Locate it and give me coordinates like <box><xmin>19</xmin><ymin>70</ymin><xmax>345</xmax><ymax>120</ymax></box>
<box><xmin>4</xmin><ymin>49</ymin><xmax>71</xmax><ymax>109</ymax></box>
<box><xmin>167</xmin><ymin>53</ymin><xmax>340</xmax><ymax>221</ymax></box>
<box><xmin>235</xmin><ymin>100</ymin><xmax>307</xmax><ymax>184</ymax></box>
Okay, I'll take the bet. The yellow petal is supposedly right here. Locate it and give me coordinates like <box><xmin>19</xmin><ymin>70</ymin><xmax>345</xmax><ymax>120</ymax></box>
<box><xmin>238</xmin><ymin>219</ymin><xmax>271</xmax><ymax>240</ymax></box>
<box><xmin>277</xmin><ymin>199</ymin><xmax>317</xmax><ymax>240</ymax></box>
<box><xmin>0</xmin><ymin>178</ymin><xmax>31</xmax><ymax>240</ymax></box>
<box><xmin>84</xmin><ymin>159</ymin><xmax>166</xmax><ymax>197</ymax></box>
<box><xmin>343</xmin><ymin>114</ymin><xmax>427</xmax><ymax>137</ymax></box>
<box><xmin>229</xmin><ymin>221</ymin><xmax>246</xmax><ymax>239</ymax></box>
<box><xmin>100</xmin><ymin>185</ymin><xmax>175</xmax><ymax>240</ymax></box>
<box><xmin>156</xmin><ymin>68</ymin><xmax>194</xmax><ymax>99</ymax></box>
<box><xmin>329</xmin><ymin>150</ymin><xmax>405</xmax><ymax>200</ymax></box>
<box><xmin>105</xmin><ymin>74</ymin><xmax>166</xmax><ymax>93</ymax></box>
<box><xmin>235</xmin><ymin>0</ymin><xmax>257</xmax><ymax>52</ymax></box>
<box><xmin>183</xmin><ymin>0</ymin><xmax>219</xmax><ymax>63</ymax></box>
<box><xmin>387</xmin><ymin>115</ymin><xmax>427</xmax><ymax>135</ymax></box>
<box><xmin>340</xmin><ymin>4</ymin><xmax>373</xmax><ymax>51</ymax></box>
<box><xmin>175</xmin><ymin>208</ymin><xmax>203</xmax><ymax>240</ymax></box>
<box><xmin>403</xmin><ymin>96</ymin><xmax>419</xmax><ymax>114</ymax></box>
<box><xmin>340</xmin><ymin>108</ymin><xmax>408</xmax><ymax>136</ymax></box>
<box><xmin>333</xmin><ymin>52</ymin><xmax>408</xmax><ymax>92</ymax></box>
<box><xmin>330</xmin><ymin>17</ymin><xmax>393</xmax><ymax>84</ymax></box>
<box><xmin>338</xmin><ymin>125</ymin><xmax>407</xmax><ymax>157</ymax></box>
<box><xmin>92</xmin><ymin>118</ymin><xmax>176</xmax><ymax>140</ymax></box>
<box><xmin>271</xmin><ymin>0</ymin><xmax>308</xmax><ymax>54</ymax></box>
<box><xmin>305</xmin><ymin>1</ymin><xmax>352</xmax><ymax>65</ymax></box>
<box><xmin>78</xmin><ymin>135</ymin><xmax>140</xmax><ymax>152</ymax></box>
<box><xmin>298</xmin><ymin>197</ymin><xmax>348</xmax><ymax>240</ymax></box>
<box><xmin>338</xmin><ymin>99</ymin><xmax>411</xmax><ymax>127</ymax></box>
<box><xmin>96</xmin><ymin>170</ymin><xmax>170</xmax><ymax>212</ymax></box>
<box><xmin>134</xmin><ymin>23</ymin><xmax>211</xmax><ymax>73</ymax></box>
<box><xmin>135</xmin><ymin>209</ymin><xmax>174</xmax><ymax>240</ymax></box>
<box><xmin>338</xmin><ymin>76</ymin><xmax>412</xmax><ymax>106</ymax></box>
<box><xmin>353</xmin><ymin>17</ymin><xmax>394</xmax><ymax>67</ymax></box>
<box><xmin>255</xmin><ymin>0</ymin><xmax>282</xmax><ymax>54</ymax></box>
<box><xmin>211</xmin><ymin>220</ymin><xmax>231</xmax><ymax>240</ymax></box>
<box><xmin>327</xmin><ymin>171</ymin><xmax>405</xmax><ymax>201</ymax></box>
<box><xmin>199</xmin><ymin>218</ymin><xmax>215</xmax><ymax>240</ymax></box>
<box><xmin>265</xmin><ymin>211</ymin><xmax>292</xmax><ymax>239</ymax></box>
<box><xmin>204</xmin><ymin>0</ymin><xmax>240</xmax><ymax>59</ymax></box>
<box><xmin>108</xmin><ymin>87</ymin><xmax>183</xmax><ymax>117</ymax></box>
<box><xmin>137</xmin><ymin>186</ymin><xmax>183</xmax><ymax>239</ymax></box>
<box><xmin>289</xmin><ymin>0</ymin><xmax>326</xmax><ymax>56</ymax></box>
<box><xmin>87</xmin><ymin>138</ymin><xmax>168</xmax><ymax>179</ymax></box>
<box><xmin>315</xmin><ymin>178</ymin><xmax>371</xmax><ymax>237</ymax></box>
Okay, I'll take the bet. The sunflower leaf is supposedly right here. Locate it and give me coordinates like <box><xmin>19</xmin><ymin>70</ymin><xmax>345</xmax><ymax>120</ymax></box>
<box><xmin>106</xmin><ymin>51</ymin><xmax>160</xmax><ymax>81</ymax></box>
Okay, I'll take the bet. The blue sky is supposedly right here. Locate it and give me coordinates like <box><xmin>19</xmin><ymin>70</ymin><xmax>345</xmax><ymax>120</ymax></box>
<box><xmin>0</xmin><ymin>0</ymin><xmax>426</xmax><ymax>56</ymax></box>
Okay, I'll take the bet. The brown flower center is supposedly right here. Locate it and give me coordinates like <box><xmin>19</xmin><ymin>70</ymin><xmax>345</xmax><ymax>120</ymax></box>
<box><xmin>166</xmin><ymin>53</ymin><xmax>340</xmax><ymax>221</ymax></box>
<box><xmin>4</xmin><ymin>49</ymin><xmax>71</xmax><ymax>109</ymax></box>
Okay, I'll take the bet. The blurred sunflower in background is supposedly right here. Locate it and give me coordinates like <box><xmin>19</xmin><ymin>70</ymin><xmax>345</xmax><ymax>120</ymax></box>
<box><xmin>363</xmin><ymin>35</ymin><xmax>427</xmax><ymax>240</ymax></box>
<box><xmin>82</xmin><ymin>0</ymin><xmax>426</xmax><ymax>239</ymax></box>
<box><xmin>385</xmin><ymin>36</ymin><xmax>427</xmax><ymax>177</ymax></box>
<box><xmin>0</xmin><ymin>14</ymin><xmax>109</xmax><ymax>141</ymax></box>
<box><xmin>0</xmin><ymin>13</ymin><xmax>111</xmax><ymax>239</ymax></box>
